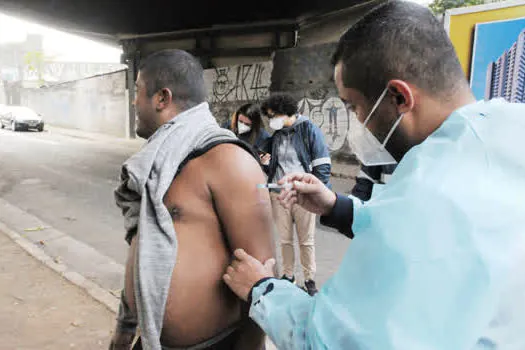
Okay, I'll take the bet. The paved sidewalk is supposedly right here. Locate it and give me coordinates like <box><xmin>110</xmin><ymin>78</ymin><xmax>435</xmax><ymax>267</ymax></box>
<box><xmin>0</xmin><ymin>230</ymin><xmax>115</xmax><ymax>349</ymax></box>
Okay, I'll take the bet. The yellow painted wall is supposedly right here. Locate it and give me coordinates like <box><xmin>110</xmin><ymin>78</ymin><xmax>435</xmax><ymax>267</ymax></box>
<box><xmin>448</xmin><ymin>4</ymin><xmax>525</xmax><ymax>78</ymax></box>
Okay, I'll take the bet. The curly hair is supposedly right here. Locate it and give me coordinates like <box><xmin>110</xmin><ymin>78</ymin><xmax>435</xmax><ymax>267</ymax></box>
<box><xmin>260</xmin><ymin>93</ymin><xmax>298</xmax><ymax>117</ymax></box>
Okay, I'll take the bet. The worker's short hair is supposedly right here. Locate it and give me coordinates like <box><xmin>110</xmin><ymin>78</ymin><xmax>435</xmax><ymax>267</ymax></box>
<box><xmin>331</xmin><ymin>0</ymin><xmax>468</xmax><ymax>102</ymax></box>
<box><xmin>139</xmin><ymin>49</ymin><xmax>206</xmax><ymax>111</ymax></box>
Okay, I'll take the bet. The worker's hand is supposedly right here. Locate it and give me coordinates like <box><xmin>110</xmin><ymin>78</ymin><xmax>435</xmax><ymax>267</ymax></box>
<box><xmin>260</xmin><ymin>153</ymin><xmax>271</xmax><ymax>166</ymax></box>
<box><xmin>278</xmin><ymin>172</ymin><xmax>336</xmax><ymax>216</ymax></box>
<box><xmin>109</xmin><ymin>331</ymin><xmax>135</xmax><ymax>350</ymax></box>
<box><xmin>223</xmin><ymin>249</ymin><xmax>276</xmax><ymax>302</ymax></box>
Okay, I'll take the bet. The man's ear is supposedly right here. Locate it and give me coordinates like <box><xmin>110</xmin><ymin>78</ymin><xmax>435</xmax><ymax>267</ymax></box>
<box><xmin>155</xmin><ymin>88</ymin><xmax>173</xmax><ymax>111</ymax></box>
<box><xmin>387</xmin><ymin>80</ymin><xmax>414</xmax><ymax>114</ymax></box>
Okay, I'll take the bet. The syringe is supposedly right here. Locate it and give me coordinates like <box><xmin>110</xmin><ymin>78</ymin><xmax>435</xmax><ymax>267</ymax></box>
<box><xmin>256</xmin><ymin>183</ymin><xmax>293</xmax><ymax>190</ymax></box>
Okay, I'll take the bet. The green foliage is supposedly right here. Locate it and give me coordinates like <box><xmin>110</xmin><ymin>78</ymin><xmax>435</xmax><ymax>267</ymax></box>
<box><xmin>23</xmin><ymin>51</ymin><xmax>53</xmax><ymax>85</ymax></box>
<box><xmin>429</xmin><ymin>0</ymin><xmax>486</xmax><ymax>15</ymax></box>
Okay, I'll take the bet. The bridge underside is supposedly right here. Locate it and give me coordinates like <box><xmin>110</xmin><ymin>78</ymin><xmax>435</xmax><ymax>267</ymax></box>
<box><xmin>1</xmin><ymin>0</ymin><xmax>365</xmax><ymax>43</ymax></box>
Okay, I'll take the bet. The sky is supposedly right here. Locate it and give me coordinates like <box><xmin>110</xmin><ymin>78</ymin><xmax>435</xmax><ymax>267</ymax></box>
<box><xmin>0</xmin><ymin>0</ymin><xmax>431</xmax><ymax>64</ymax></box>
<box><xmin>470</xmin><ymin>17</ymin><xmax>525</xmax><ymax>100</ymax></box>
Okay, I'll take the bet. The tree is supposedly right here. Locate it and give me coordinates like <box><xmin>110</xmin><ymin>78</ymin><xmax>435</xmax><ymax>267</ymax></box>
<box><xmin>23</xmin><ymin>51</ymin><xmax>56</xmax><ymax>86</ymax></box>
<box><xmin>429</xmin><ymin>0</ymin><xmax>485</xmax><ymax>15</ymax></box>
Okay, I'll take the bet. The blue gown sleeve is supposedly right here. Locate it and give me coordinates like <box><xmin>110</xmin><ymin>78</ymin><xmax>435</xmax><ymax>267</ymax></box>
<box><xmin>248</xmin><ymin>173</ymin><xmax>499</xmax><ymax>349</ymax></box>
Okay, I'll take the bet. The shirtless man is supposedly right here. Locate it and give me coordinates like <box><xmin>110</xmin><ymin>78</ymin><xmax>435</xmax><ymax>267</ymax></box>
<box><xmin>110</xmin><ymin>50</ymin><xmax>274</xmax><ymax>349</ymax></box>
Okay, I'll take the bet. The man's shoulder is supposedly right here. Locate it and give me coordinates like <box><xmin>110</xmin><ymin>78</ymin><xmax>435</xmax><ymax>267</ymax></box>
<box><xmin>197</xmin><ymin>142</ymin><xmax>260</xmax><ymax>172</ymax></box>
<box><xmin>196</xmin><ymin>143</ymin><xmax>266</xmax><ymax>193</ymax></box>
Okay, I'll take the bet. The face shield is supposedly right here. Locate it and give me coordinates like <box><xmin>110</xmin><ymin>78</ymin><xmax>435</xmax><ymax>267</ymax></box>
<box><xmin>347</xmin><ymin>87</ymin><xmax>405</xmax><ymax>166</ymax></box>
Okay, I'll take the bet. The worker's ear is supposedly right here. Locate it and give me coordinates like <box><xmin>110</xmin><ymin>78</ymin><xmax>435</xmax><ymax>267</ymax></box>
<box><xmin>155</xmin><ymin>88</ymin><xmax>173</xmax><ymax>111</ymax></box>
<box><xmin>387</xmin><ymin>80</ymin><xmax>414</xmax><ymax>114</ymax></box>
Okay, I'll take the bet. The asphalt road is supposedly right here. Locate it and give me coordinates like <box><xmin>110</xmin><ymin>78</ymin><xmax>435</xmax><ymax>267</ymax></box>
<box><xmin>0</xmin><ymin>126</ymin><xmax>354</xmax><ymax>287</ymax></box>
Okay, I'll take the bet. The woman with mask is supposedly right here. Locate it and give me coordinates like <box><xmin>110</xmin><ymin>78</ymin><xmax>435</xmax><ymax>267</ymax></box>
<box><xmin>230</xmin><ymin>103</ymin><xmax>270</xmax><ymax>153</ymax></box>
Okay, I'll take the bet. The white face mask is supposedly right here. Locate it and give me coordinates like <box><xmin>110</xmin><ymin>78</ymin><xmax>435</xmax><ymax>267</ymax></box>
<box><xmin>237</xmin><ymin>121</ymin><xmax>251</xmax><ymax>135</ymax></box>
<box><xmin>269</xmin><ymin>116</ymin><xmax>286</xmax><ymax>130</ymax></box>
<box><xmin>347</xmin><ymin>87</ymin><xmax>404</xmax><ymax>166</ymax></box>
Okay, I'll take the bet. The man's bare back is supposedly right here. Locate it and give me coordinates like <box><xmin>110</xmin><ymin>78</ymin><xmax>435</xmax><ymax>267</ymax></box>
<box><xmin>124</xmin><ymin>143</ymin><xmax>274</xmax><ymax>348</ymax></box>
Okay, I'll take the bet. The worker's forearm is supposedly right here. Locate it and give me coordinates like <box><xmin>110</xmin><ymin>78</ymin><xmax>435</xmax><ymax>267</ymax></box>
<box><xmin>320</xmin><ymin>193</ymin><xmax>355</xmax><ymax>238</ymax></box>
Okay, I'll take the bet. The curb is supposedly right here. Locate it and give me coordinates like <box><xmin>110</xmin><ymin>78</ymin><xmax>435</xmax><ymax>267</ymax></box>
<box><xmin>0</xmin><ymin>220</ymin><xmax>119</xmax><ymax>315</ymax></box>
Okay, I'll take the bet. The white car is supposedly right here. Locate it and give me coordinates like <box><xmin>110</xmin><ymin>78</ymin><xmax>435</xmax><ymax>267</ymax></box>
<box><xmin>0</xmin><ymin>106</ymin><xmax>44</xmax><ymax>132</ymax></box>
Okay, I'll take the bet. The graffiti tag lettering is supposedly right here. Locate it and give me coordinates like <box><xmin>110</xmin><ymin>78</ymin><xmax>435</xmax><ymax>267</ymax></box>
<box><xmin>205</xmin><ymin>62</ymin><xmax>272</xmax><ymax>103</ymax></box>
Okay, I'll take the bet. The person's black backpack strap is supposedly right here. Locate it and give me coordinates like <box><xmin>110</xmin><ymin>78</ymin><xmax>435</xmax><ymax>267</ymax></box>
<box><xmin>176</xmin><ymin>138</ymin><xmax>261</xmax><ymax>177</ymax></box>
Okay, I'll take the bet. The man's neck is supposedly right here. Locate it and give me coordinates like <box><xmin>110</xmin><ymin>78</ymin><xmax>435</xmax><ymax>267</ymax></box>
<box><xmin>415</xmin><ymin>88</ymin><xmax>476</xmax><ymax>143</ymax></box>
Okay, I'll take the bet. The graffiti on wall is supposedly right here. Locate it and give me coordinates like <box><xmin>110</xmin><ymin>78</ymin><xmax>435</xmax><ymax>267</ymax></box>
<box><xmin>203</xmin><ymin>62</ymin><xmax>350</xmax><ymax>153</ymax></box>
<box><xmin>205</xmin><ymin>62</ymin><xmax>272</xmax><ymax>104</ymax></box>
<box><xmin>298</xmin><ymin>88</ymin><xmax>350</xmax><ymax>152</ymax></box>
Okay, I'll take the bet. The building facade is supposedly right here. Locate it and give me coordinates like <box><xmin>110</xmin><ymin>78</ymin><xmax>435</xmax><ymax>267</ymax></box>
<box><xmin>485</xmin><ymin>29</ymin><xmax>525</xmax><ymax>103</ymax></box>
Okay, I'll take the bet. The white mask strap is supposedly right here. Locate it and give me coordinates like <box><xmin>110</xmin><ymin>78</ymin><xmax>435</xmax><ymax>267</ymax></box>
<box><xmin>382</xmin><ymin>113</ymin><xmax>405</xmax><ymax>147</ymax></box>
<box><xmin>363</xmin><ymin>87</ymin><xmax>389</xmax><ymax>126</ymax></box>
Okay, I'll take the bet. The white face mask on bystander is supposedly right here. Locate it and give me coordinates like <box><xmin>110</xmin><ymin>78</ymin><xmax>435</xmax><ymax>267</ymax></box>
<box><xmin>269</xmin><ymin>116</ymin><xmax>287</xmax><ymax>131</ymax></box>
<box><xmin>237</xmin><ymin>122</ymin><xmax>252</xmax><ymax>134</ymax></box>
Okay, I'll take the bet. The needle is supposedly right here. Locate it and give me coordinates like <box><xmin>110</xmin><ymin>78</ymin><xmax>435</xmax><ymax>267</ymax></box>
<box><xmin>256</xmin><ymin>183</ymin><xmax>292</xmax><ymax>190</ymax></box>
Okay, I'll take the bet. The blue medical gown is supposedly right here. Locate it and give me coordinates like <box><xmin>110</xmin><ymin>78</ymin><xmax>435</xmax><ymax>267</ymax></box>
<box><xmin>249</xmin><ymin>99</ymin><xmax>525</xmax><ymax>349</ymax></box>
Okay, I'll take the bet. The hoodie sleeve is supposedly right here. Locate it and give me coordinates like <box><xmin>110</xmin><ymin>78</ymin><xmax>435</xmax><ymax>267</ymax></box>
<box><xmin>308</xmin><ymin>123</ymin><xmax>332</xmax><ymax>188</ymax></box>
<box><xmin>116</xmin><ymin>289</ymin><xmax>138</xmax><ymax>334</ymax></box>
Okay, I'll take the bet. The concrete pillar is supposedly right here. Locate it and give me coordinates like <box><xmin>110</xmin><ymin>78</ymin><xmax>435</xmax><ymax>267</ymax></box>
<box><xmin>121</xmin><ymin>40</ymin><xmax>139</xmax><ymax>138</ymax></box>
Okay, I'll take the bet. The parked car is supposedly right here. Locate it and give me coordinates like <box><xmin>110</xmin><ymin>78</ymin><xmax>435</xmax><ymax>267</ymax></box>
<box><xmin>0</xmin><ymin>106</ymin><xmax>44</xmax><ymax>132</ymax></box>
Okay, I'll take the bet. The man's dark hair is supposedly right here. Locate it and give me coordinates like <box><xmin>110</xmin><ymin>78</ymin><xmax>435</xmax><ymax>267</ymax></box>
<box><xmin>331</xmin><ymin>0</ymin><xmax>467</xmax><ymax>102</ymax></box>
<box><xmin>139</xmin><ymin>49</ymin><xmax>206</xmax><ymax>111</ymax></box>
<box><xmin>261</xmin><ymin>93</ymin><xmax>298</xmax><ymax>117</ymax></box>
<box><xmin>232</xmin><ymin>103</ymin><xmax>264</xmax><ymax>143</ymax></box>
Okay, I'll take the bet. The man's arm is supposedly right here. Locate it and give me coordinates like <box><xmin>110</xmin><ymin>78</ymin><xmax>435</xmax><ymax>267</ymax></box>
<box><xmin>109</xmin><ymin>291</ymin><xmax>138</xmax><ymax>349</ymax></box>
<box><xmin>206</xmin><ymin>143</ymin><xmax>274</xmax><ymax>261</ymax></box>
<box><xmin>205</xmin><ymin>143</ymin><xmax>275</xmax><ymax>349</ymax></box>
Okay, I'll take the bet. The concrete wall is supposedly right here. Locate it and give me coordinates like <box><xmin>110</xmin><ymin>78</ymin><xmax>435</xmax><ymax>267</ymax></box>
<box><xmin>203</xmin><ymin>43</ymin><xmax>355</xmax><ymax>158</ymax></box>
<box><xmin>21</xmin><ymin>70</ymin><xmax>129</xmax><ymax>138</ymax></box>
<box><xmin>270</xmin><ymin>43</ymin><xmax>353</xmax><ymax>155</ymax></box>
<box><xmin>204</xmin><ymin>61</ymin><xmax>272</xmax><ymax>126</ymax></box>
